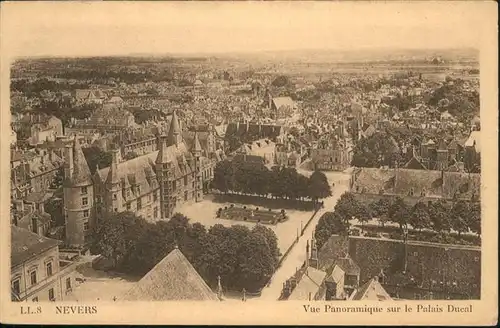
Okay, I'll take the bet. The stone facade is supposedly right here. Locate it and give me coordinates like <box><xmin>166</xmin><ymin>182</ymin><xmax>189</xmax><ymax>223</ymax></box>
<box><xmin>11</xmin><ymin>226</ymin><xmax>77</xmax><ymax>302</ymax></box>
<box><xmin>63</xmin><ymin>111</ymin><xmax>219</xmax><ymax>247</ymax></box>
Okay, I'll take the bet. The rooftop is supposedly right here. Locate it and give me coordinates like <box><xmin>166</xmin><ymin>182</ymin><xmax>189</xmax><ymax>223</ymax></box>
<box><xmin>11</xmin><ymin>225</ymin><xmax>61</xmax><ymax>268</ymax></box>
<box><xmin>122</xmin><ymin>248</ymin><xmax>219</xmax><ymax>301</ymax></box>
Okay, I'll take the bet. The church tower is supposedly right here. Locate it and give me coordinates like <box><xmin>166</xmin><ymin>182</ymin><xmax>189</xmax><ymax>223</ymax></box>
<box><xmin>156</xmin><ymin>134</ymin><xmax>175</xmax><ymax>219</ymax></box>
<box><xmin>193</xmin><ymin>131</ymin><xmax>203</xmax><ymax>202</ymax></box>
<box><xmin>167</xmin><ymin>110</ymin><xmax>182</xmax><ymax>147</ymax></box>
<box><xmin>104</xmin><ymin>148</ymin><xmax>122</xmax><ymax>213</ymax></box>
<box><xmin>63</xmin><ymin>136</ymin><xmax>95</xmax><ymax>247</ymax></box>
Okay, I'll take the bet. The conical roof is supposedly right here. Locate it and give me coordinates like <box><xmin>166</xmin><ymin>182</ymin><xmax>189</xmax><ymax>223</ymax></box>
<box><xmin>106</xmin><ymin>149</ymin><xmax>120</xmax><ymax>185</ymax></box>
<box><xmin>193</xmin><ymin>131</ymin><xmax>202</xmax><ymax>153</ymax></box>
<box><xmin>167</xmin><ymin>110</ymin><xmax>181</xmax><ymax>146</ymax></box>
<box><xmin>70</xmin><ymin>137</ymin><xmax>92</xmax><ymax>185</ymax></box>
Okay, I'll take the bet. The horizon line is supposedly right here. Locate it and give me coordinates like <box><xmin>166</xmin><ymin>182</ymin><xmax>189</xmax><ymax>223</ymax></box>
<box><xmin>12</xmin><ymin>46</ymin><xmax>480</xmax><ymax>61</ymax></box>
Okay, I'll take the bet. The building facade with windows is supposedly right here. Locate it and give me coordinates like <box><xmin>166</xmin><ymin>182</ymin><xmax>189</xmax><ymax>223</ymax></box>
<box><xmin>11</xmin><ymin>226</ymin><xmax>77</xmax><ymax>302</ymax></box>
<box><xmin>63</xmin><ymin>111</ymin><xmax>218</xmax><ymax>248</ymax></box>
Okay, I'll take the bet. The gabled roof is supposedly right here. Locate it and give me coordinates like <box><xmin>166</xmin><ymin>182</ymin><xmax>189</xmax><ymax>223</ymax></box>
<box><xmin>334</xmin><ymin>255</ymin><xmax>361</xmax><ymax>276</ymax></box>
<box><xmin>326</xmin><ymin>264</ymin><xmax>345</xmax><ymax>284</ymax></box>
<box><xmin>351</xmin><ymin>167</ymin><xmax>480</xmax><ymax>200</ymax></box>
<box><xmin>272</xmin><ymin>97</ymin><xmax>295</xmax><ymax>109</ymax></box>
<box><xmin>404</xmin><ymin>156</ymin><xmax>428</xmax><ymax>170</ymax></box>
<box><xmin>464</xmin><ymin>131</ymin><xmax>480</xmax><ymax>153</ymax></box>
<box><xmin>122</xmin><ymin>248</ymin><xmax>219</xmax><ymax>301</ymax></box>
<box><xmin>11</xmin><ymin>225</ymin><xmax>61</xmax><ymax>268</ymax></box>
<box><xmin>318</xmin><ymin>234</ymin><xmax>350</xmax><ymax>272</ymax></box>
<box><xmin>288</xmin><ymin>266</ymin><xmax>327</xmax><ymax>301</ymax></box>
<box><xmin>350</xmin><ymin>277</ymin><xmax>392</xmax><ymax>301</ymax></box>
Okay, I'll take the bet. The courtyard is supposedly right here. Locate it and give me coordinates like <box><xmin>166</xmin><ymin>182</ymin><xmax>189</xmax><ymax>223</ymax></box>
<box><xmin>177</xmin><ymin>195</ymin><xmax>314</xmax><ymax>256</ymax></box>
<box><xmin>64</xmin><ymin>256</ymin><xmax>140</xmax><ymax>302</ymax></box>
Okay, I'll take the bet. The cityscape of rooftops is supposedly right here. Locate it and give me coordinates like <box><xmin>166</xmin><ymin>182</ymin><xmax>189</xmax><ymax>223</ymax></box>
<box><xmin>8</xmin><ymin>2</ymin><xmax>482</xmax><ymax>304</ymax></box>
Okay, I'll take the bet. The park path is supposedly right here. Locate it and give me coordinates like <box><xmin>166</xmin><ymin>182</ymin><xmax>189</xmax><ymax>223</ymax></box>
<box><xmin>255</xmin><ymin>169</ymin><xmax>352</xmax><ymax>301</ymax></box>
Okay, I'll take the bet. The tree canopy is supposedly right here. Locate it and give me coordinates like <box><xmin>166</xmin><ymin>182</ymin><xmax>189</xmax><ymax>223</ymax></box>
<box><xmin>82</xmin><ymin>146</ymin><xmax>113</xmax><ymax>174</ymax></box>
<box><xmin>90</xmin><ymin>211</ymin><xmax>281</xmax><ymax>293</ymax></box>
<box><xmin>314</xmin><ymin>211</ymin><xmax>350</xmax><ymax>250</ymax></box>
<box><xmin>211</xmin><ymin>160</ymin><xmax>331</xmax><ymax>202</ymax></box>
<box><xmin>271</xmin><ymin>75</ymin><xmax>290</xmax><ymax>88</ymax></box>
<box><xmin>308</xmin><ymin>171</ymin><xmax>332</xmax><ymax>202</ymax></box>
<box><xmin>351</xmin><ymin>131</ymin><xmax>400</xmax><ymax>168</ymax></box>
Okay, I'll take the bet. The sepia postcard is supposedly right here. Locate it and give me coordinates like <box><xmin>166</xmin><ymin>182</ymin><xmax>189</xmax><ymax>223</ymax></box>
<box><xmin>0</xmin><ymin>1</ymin><xmax>497</xmax><ymax>325</ymax></box>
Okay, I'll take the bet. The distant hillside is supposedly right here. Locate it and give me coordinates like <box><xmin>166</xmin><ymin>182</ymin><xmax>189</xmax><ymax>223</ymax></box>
<box><xmin>225</xmin><ymin>47</ymin><xmax>479</xmax><ymax>65</ymax></box>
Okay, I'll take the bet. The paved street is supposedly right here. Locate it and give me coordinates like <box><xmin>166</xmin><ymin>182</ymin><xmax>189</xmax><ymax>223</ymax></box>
<box><xmin>256</xmin><ymin>168</ymin><xmax>352</xmax><ymax>301</ymax></box>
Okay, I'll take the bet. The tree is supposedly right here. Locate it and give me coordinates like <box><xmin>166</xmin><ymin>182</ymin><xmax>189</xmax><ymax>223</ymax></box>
<box><xmin>409</xmin><ymin>201</ymin><xmax>431</xmax><ymax>232</ymax></box>
<box><xmin>82</xmin><ymin>146</ymin><xmax>113</xmax><ymax>174</ymax></box>
<box><xmin>91</xmin><ymin>211</ymin><xmax>147</xmax><ymax>268</ymax></box>
<box><xmin>50</xmin><ymin>167</ymin><xmax>64</xmax><ymax>189</ymax></box>
<box><xmin>45</xmin><ymin>197</ymin><xmax>64</xmax><ymax>227</ymax></box>
<box><xmin>314</xmin><ymin>212</ymin><xmax>349</xmax><ymax>249</ymax></box>
<box><xmin>268</xmin><ymin>166</ymin><xmax>286</xmax><ymax>199</ymax></box>
<box><xmin>450</xmin><ymin>200</ymin><xmax>470</xmax><ymax>237</ymax></box>
<box><xmin>236</xmin><ymin>233</ymin><xmax>275</xmax><ymax>292</ymax></box>
<box><xmin>246</xmin><ymin>162</ymin><xmax>270</xmax><ymax>197</ymax></box>
<box><xmin>369</xmin><ymin>198</ymin><xmax>391</xmax><ymax>227</ymax></box>
<box><xmin>211</xmin><ymin>160</ymin><xmax>234</xmax><ymax>193</ymax></box>
<box><xmin>388</xmin><ymin>197</ymin><xmax>410</xmax><ymax>232</ymax></box>
<box><xmin>307</xmin><ymin>171</ymin><xmax>332</xmax><ymax>203</ymax></box>
<box><xmin>468</xmin><ymin>202</ymin><xmax>481</xmax><ymax>236</ymax></box>
<box><xmin>252</xmin><ymin>224</ymin><xmax>280</xmax><ymax>267</ymax></box>
<box><xmin>351</xmin><ymin>131</ymin><xmax>400</xmax><ymax>168</ymax></box>
<box><xmin>271</xmin><ymin>75</ymin><xmax>289</xmax><ymax>88</ymax></box>
<box><xmin>88</xmin><ymin>209</ymin><xmax>279</xmax><ymax>293</ymax></box>
<box><xmin>356</xmin><ymin>205</ymin><xmax>372</xmax><ymax>232</ymax></box>
<box><xmin>428</xmin><ymin>200</ymin><xmax>452</xmax><ymax>233</ymax></box>
<box><xmin>333</xmin><ymin>192</ymin><xmax>360</xmax><ymax>224</ymax></box>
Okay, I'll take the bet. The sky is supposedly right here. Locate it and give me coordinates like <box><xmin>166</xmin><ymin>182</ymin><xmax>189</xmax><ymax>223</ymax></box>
<box><xmin>1</xmin><ymin>1</ymin><xmax>495</xmax><ymax>57</ymax></box>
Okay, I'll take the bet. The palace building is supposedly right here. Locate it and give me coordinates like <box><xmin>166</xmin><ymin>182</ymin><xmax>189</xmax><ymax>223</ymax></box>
<box><xmin>63</xmin><ymin>111</ymin><xmax>218</xmax><ymax>248</ymax></box>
